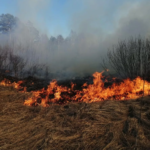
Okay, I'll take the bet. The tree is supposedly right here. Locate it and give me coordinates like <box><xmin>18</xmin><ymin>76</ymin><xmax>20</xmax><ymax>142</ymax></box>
<box><xmin>0</xmin><ymin>46</ymin><xmax>8</xmax><ymax>72</ymax></box>
<box><xmin>0</xmin><ymin>14</ymin><xmax>18</xmax><ymax>33</ymax></box>
<box><xmin>57</xmin><ymin>35</ymin><xmax>64</xmax><ymax>43</ymax></box>
<box><xmin>102</xmin><ymin>37</ymin><xmax>150</xmax><ymax>79</ymax></box>
<box><xmin>25</xmin><ymin>21</ymin><xmax>39</xmax><ymax>40</ymax></box>
<box><xmin>9</xmin><ymin>53</ymin><xmax>26</xmax><ymax>78</ymax></box>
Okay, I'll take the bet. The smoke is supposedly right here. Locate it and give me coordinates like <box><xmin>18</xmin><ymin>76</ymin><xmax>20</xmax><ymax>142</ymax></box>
<box><xmin>17</xmin><ymin>0</ymin><xmax>51</xmax><ymax>33</ymax></box>
<box><xmin>1</xmin><ymin>0</ymin><xmax>150</xmax><ymax>78</ymax></box>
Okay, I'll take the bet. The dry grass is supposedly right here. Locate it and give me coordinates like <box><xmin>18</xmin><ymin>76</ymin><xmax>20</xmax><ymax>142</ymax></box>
<box><xmin>0</xmin><ymin>86</ymin><xmax>150</xmax><ymax>150</ymax></box>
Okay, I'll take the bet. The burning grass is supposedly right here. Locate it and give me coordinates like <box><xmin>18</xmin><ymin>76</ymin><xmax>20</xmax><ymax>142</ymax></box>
<box><xmin>1</xmin><ymin>71</ymin><xmax>150</xmax><ymax>107</ymax></box>
<box><xmin>23</xmin><ymin>71</ymin><xmax>150</xmax><ymax>107</ymax></box>
<box><xmin>0</xmin><ymin>85</ymin><xmax>150</xmax><ymax>149</ymax></box>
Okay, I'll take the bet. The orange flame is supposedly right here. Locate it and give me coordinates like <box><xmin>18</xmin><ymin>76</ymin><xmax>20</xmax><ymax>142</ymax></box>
<box><xmin>24</xmin><ymin>71</ymin><xmax>150</xmax><ymax>107</ymax></box>
<box><xmin>0</xmin><ymin>79</ymin><xmax>11</xmax><ymax>86</ymax></box>
<box><xmin>1</xmin><ymin>71</ymin><xmax>150</xmax><ymax>107</ymax></box>
<box><xmin>74</xmin><ymin>72</ymin><xmax>150</xmax><ymax>102</ymax></box>
<box><xmin>24</xmin><ymin>80</ymin><xmax>72</xmax><ymax>106</ymax></box>
<box><xmin>0</xmin><ymin>79</ymin><xmax>25</xmax><ymax>92</ymax></box>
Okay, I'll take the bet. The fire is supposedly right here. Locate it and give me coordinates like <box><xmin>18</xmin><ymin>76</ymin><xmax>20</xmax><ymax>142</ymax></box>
<box><xmin>1</xmin><ymin>71</ymin><xmax>150</xmax><ymax>107</ymax></box>
<box><xmin>24</xmin><ymin>71</ymin><xmax>150</xmax><ymax>107</ymax></box>
<box><xmin>74</xmin><ymin>72</ymin><xmax>150</xmax><ymax>102</ymax></box>
<box><xmin>0</xmin><ymin>79</ymin><xmax>25</xmax><ymax>92</ymax></box>
<box><xmin>24</xmin><ymin>80</ymin><xmax>72</xmax><ymax>107</ymax></box>
<box><xmin>0</xmin><ymin>78</ymin><xmax>11</xmax><ymax>86</ymax></box>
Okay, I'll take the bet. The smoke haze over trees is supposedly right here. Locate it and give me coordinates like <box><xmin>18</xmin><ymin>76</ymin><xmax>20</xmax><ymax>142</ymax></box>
<box><xmin>0</xmin><ymin>13</ymin><xmax>105</xmax><ymax>78</ymax></box>
<box><xmin>0</xmin><ymin>0</ymin><xmax>150</xmax><ymax>79</ymax></box>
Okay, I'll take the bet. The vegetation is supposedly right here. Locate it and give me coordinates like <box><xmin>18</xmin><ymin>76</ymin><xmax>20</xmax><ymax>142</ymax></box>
<box><xmin>0</xmin><ymin>45</ymin><xmax>47</xmax><ymax>79</ymax></box>
<box><xmin>0</xmin><ymin>13</ymin><xmax>69</xmax><ymax>79</ymax></box>
<box><xmin>102</xmin><ymin>37</ymin><xmax>150</xmax><ymax>79</ymax></box>
<box><xmin>0</xmin><ymin>86</ymin><xmax>150</xmax><ymax>149</ymax></box>
<box><xmin>0</xmin><ymin>14</ymin><xmax>18</xmax><ymax>33</ymax></box>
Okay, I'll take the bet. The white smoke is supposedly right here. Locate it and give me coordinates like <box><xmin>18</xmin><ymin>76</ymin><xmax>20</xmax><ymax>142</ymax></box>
<box><xmin>1</xmin><ymin>0</ymin><xmax>150</xmax><ymax>78</ymax></box>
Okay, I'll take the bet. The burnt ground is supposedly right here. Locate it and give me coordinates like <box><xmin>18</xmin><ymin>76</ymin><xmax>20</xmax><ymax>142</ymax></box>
<box><xmin>0</xmin><ymin>85</ymin><xmax>150</xmax><ymax>150</ymax></box>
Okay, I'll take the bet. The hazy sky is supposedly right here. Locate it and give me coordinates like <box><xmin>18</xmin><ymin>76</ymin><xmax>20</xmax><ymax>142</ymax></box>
<box><xmin>0</xmin><ymin>0</ymin><xmax>147</xmax><ymax>37</ymax></box>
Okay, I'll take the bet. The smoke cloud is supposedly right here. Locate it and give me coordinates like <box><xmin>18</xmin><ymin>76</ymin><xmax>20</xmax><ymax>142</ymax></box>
<box><xmin>1</xmin><ymin>0</ymin><xmax>150</xmax><ymax>78</ymax></box>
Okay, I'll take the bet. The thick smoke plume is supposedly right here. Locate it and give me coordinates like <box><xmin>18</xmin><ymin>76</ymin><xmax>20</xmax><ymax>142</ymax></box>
<box><xmin>1</xmin><ymin>0</ymin><xmax>150</xmax><ymax>79</ymax></box>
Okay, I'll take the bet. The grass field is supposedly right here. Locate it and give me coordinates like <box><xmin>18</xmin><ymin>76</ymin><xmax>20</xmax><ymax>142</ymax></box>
<box><xmin>0</xmin><ymin>85</ymin><xmax>150</xmax><ymax>150</ymax></box>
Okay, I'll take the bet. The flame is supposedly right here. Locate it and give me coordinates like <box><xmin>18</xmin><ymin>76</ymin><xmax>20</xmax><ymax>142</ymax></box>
<box><xmin>24</xmin><ymin>71</ymin><xmax>150</xmax><ymax>107</ymax></box>
<box><xmin>0</xmin><ymin>78</ymin><xmax>11</xmax><ymax>86</ymax></box>
<box><xmin>0</xmin><ymin>79</ymin><xmax>25</xmax><ymax>92</ymax></box>
<box><xmin>74</xmin><ymin>72</ymin><xmax>150</xmax><ymax>102</ymax></box>
<box><xmin>24</xmin><ymin>80</ymin><xmax>72</xmax><ymax>106</ymax></box>
<box><xmin>1</xmin><ymin>71</ymin><xmax>150</xmax><ymax>107</ymax></box>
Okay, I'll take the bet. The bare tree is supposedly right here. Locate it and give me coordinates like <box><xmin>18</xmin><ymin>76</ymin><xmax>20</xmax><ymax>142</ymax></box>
<box><xmin>9</xmin><ymin>52</ymin><xmax>26</xmax><ymax>78</ymax></box>
<box><xmin>0</xmin><ymin>46</ymin><xmax>8</xmax><ymax>72</ymax></box>
<box><xmin>102</xmin><ymin>37</ymin><xmax>150</xmax><ymax>79</ymax></box>
<box><xmin>45</xmin><ymin>66</ymin><xmax>49</xmax><ymax>79</ymax></box>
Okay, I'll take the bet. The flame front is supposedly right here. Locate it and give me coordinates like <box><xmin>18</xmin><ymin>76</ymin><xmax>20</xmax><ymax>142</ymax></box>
<box><xmin>74</xmin><ymin>72</ymin><xmax>150</xmax><ymax>102</ymax></box>
<box><xmin>24</xmin><ymin>80</ymin><xmax>70</xmax><ymax>107</ymax></box>
<box><xmin>24</xmin><ymin>72</ymin><xmax>150</xmax><ymax>106</ymax></box>
<box><xmin>0</xmin><ymin>79</ymin><xmax>25</xmax><ymax>91</ymax></box>
<box><xmin>1</xmin><ymin>71</ymin><xmax>150</xmax><ymax>107</ymax></box>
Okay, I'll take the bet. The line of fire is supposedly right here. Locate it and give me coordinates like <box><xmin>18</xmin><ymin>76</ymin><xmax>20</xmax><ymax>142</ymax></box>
<box><xmin>0</xmin><ymin>71</ymin><xmax>149</xmax><ymax>107</ymax></box>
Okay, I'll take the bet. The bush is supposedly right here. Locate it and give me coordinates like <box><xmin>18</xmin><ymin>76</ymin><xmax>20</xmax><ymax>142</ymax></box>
<box><xmin>102</xmin><ymin>37</ymin><xmax>150</xmax><ymax>79</ymax></box>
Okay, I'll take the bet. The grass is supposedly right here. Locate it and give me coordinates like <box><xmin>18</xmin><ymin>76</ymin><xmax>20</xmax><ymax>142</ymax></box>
<box><xmin>0</xmin><ymin>85</ymin><xmax>150</xmax><ymax>150</ymax></box>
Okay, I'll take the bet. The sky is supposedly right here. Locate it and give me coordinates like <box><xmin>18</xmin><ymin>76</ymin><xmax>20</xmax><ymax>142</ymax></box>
<box><xmin>0</xmin><ymin>0</ymin><xmax>70</xmax><ymax>36</ymax></box>
<box><xmin>0</xmin><ymin>0</ymin><xmax>147</xmax><ymax>37</ymax></box>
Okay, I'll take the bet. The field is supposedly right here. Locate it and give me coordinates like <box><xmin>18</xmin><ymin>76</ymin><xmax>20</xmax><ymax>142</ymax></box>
<box><xmin>0</xmin><ymin>85</ymin><xmax>150</xmax><ymax>150</ymax></box>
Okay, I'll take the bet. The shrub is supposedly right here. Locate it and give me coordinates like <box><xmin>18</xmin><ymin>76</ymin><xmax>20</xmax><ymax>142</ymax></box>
<box><xmin>102</xmin><ymin>37</ymin><xmax>150</xmax><ymax>79</ymax></box>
